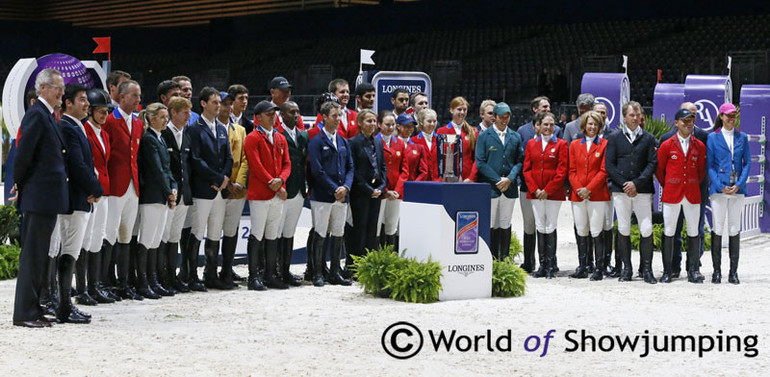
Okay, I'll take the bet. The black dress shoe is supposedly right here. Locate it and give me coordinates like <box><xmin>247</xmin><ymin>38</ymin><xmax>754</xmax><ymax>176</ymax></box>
<box><xmin>72</xmin><ymin>306</ymin><xmax>92</xmax><ymax>319</ymax></box>
<box><xmin>75</xmin><ymin>292</ymin><xmax>98</xmax><ymax>306</ymax></box>
<box><xmin>13</xmin><ymin>320</ymin><xmax>52</xmax><ymax>328</ymax></box>
<box><xmin>59</xmin><ymin>311</ymin><xmax>91</xmax><ymax>324</ymax></box>
<box><xmin>670</xmin><ymin>269</ymin><xmax>681</xmax><ymax>278</ymax></box>
<box><xmin>658</xmin><ymin>273</ymin><xmax>672</xmax><ymax>283</ymax></box>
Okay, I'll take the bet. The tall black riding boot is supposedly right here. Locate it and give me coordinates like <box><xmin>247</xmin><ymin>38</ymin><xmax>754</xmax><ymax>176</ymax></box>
<box><xmin>659</xmin><ymin>235</ymin><xmax>674</xmax><ymax>283</ymax></box>
<box><xmin>602</xmin><ymin>229</ymin><xmax>615</xmax><ymax>276</ymax></box>
<box><xmin>166</xmin><ymin>242</ymin><xmax>189</xmax><ymax>292</ymax></box>
<box><xmin>686</xmin><ymin>236</ymin><xmax>704</xmax><ymax>284</ymax></box>
<box><xmin>219</xmin><ymin>236</ymin><xmax>238</xmax><ymax>289</ymax></box>
<box><xmin>585</xmin><ymin>235</ymin><xmax>595</xmax><ymax>273</ymax></box>
<box><xmin>57</xmin><ymin>255</ymin><xmax>90</xmax><ymax>324</ymax></box>
<box><xmin>156</xmin><ymin>242</ymin><xmax>176</xmax><ymax>294</ymax></box>
<box><xmin>39</xmin><ymin>256</ymin><xmax>56</xmax><ymax>316</ymax></box>
<box><xmin>499</xmin><ymin>227</ymin><xmax>512</xmax><ymax>261</ymax></box>
<box><xmin>186</xmin><ymin>236</ymin><xmax>207</xmax><ymax>291</ymax></box>
<box><xmin>281</xmin><ymin>237</ymin><xmax>302</xmax><ymax>286</ymax></box>
<box><xmin>136</xmin><ymin>244</ymin><xmax>160</xmax><ymax>299</ymax></box>
<box><xmin>263</xmin><ymin>239</ymin><xmax>289</xmax><ymax>289</ymax></box>
<box><xmin>570</xmin><ymin>236</ymin><xmax>589</xmax><ymax>279</ymax></box>
<box><xmin>329</xmin><ymin>236</ymin><xmax>351</xmax><ymax>286</ymax></box>
<box><xmin>99</xmin><ymin>241</ymin><xmax>120</xmax><ymax>301</ymax></box>
<box><xmin>304</xmin><ymin>229</ymin><xmax>315</xmax><ymax>281</ymax></box>
<box><xmin>75</xmin><ymin>249</ymin><xmax>97</xmax><ymax>305</ymax></box>
<box><xmin>178</xmin><ymin>227</ymin><xmax>191</xmax><ymax>282</ymax></box>
<box><xmin>489</xmin><ymin>228</ymin><xmax>500</xmax><ymax>260</ymax></box>
<box><xmin>116</xmin><ymin>243</ymin><xmax>143</xmax><ymax>300</ymax></box>
<box><xmin>203</xmin><ymin>239</ymin><xmax>226</xmax><ymax>290</ymax></box>
<box><xmin>617</xmin><ymin>234</ymin><xmax>633</xmax><ymax>281</ymax></box>
<box><xmin>711</xmin><ymin>232</ymin><xmax>722</xmax><ymax>284</ymax></box>
<box><xmin>312</xmin><ymin>233</ymin><xmax>326</xmax><ymax>287</ymax></box>
<box><xmin>552</xmin><ymin>232</ymin><xmax>559</xmax><ymax>272</ymax></box>
<box><xmin>87</xmin><ymin>251</ymin><xmax>113</xmax><ymax>303</ymax></box>
<box><xmin>544</xmin><ymin>231</ymin><xmax>557</xmax><ymax>279</ymax></box>
<box><xmin>520</xmin><ymin>232</ymin><xmax>535</xmax><ymax>273</ymax></box>
<box><xmin>531</xmin><ymin>232</ymin><xmax>547</xmax><ymax>278</ymax></box>
<box><xmin>128</xmin><ymin>236</ymin><xmax>139</xmax><ymax>289</ymax></box>
<box><xmin>590</xmin><ymin>234</ymin><xmax>604</xmax><ymax>281</ymax></box>
<box><xmin>728</xmin><ymin>235</ymin><xmax>740</xmax><ymax>284</ymax></box>
<box><xmin>640</xmin><ymin>236</ymin><xmax>656</xmax><ymax>284</ymax></box>
<box><xmin>148</xmin><ymin>247</ymin><xmax>173</xmax><ymax>296</ymax></box>
<box><xmin>247</xmin><ymin>235</ymin><xmax>267</xmax><ymax>291</ymax></box>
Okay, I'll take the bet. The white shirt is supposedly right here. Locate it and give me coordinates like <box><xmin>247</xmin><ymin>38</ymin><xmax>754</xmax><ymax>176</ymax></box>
<box><xmin>382</xmin><ymin>134</ymin><xmax>392</xmax><ymax>148</ymax></box>
<box><xmin>87</xmin><ymin>120</ymin><xmax>106</xmax><ymax>153</ymax></box>
<box><xmin>168</xmin><ymin>121</ymin><xmax>184</xmax><ymax>149</ymax></box>
<box><xmin>37</xmin><ymin>96</ymin><xmax>54</xmax><ymax>114</ymax></box>
<box><xmin>264</xmin><ymin>128</ymin><xmax>274</xmax><ymax>145</ymax></box>
<box><xmin>323</xmin><ymin>128</ymin><xmax>337</xmax><ymax>149</ymax></box>
<box><xmin>340</xmin><ymin>109</ymin><xmax>349</xmax><ymax>131</ymax></box>
<box><xmin>585</xmin><ymin>137</ymin><xmax>593</xmax><ymax>152</ymax></box>
<box><xmin>677</xmin><ymin>133</ymin><xmax>691</xmax><ymax>155</ymax></box>
<box><xmin>421</xmin><ymin>132</ymin><xmax>433</xmax><ymax>151</ymax></box>
<box><xmin>399</xmin><ymin>136</ymin><xmax>410</xmax><ymax>144</ymax></box>
<box><xmin>451</xmin><ymin>122</ymin><xmax>462</xmax><ymax>135</ymax></box>
<box><xmin>118</xmin><ymin>107</ymin><xmax>132</xmax><ymax>132</ymax></box>
<box><xmin>202</xmin><ymin>114</ymin><xmax>217</xmax><ymax>134</ymax></box>
<box><xmin>624</xmin><ymin>124</ymin><xmax>642</xmax><ymax>143</ymax></box>
<box><xmin>541</xmin><ymin>136</ymin><xmax>550</xmax><ymax>151</ymax></box>
<box><xmin>722</xmin><ymin>127</ymin><xmax>735</xmax><ymax>156</ymax></box>
<box><xmin>478</xmin><ymin>122</ymin><xmax>489</xmax><ymax>133</ymax></box>
<box><xmin>230</xmin><ymin>112</ymin><xmax>242</xmax><ymax>125</ymax></box>
<box><xmin>150</xmin><ymin>127</ymin><xmax>163</xmax><ymax>142</ymax></box>
<box><xmin>494</xmin><ymin>127</ymin><xmax>506</xmax><ymax>144</ymax></box>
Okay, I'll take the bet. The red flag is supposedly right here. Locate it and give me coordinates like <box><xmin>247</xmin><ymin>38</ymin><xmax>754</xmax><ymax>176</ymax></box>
<box><xmin>93</xmin><ymin>37</ymin><xmax>111</xmax><ymax>60</ymax></box>
<box><xmin>657</xmin><ymin>69</ymin><xmax>662</xmax><ymax>83</ymax></box>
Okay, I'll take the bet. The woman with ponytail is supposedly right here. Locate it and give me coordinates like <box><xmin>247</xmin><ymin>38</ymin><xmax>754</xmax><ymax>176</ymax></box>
<box><xmin>436</xmin><ymin>97</ymin><xmax>478</xmax><ymax>182</ymax></box>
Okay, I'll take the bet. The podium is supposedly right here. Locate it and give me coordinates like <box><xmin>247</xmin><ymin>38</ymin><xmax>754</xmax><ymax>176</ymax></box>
<box><xmin>401</xmin><ymin>182</ymin><xmax>492</xmax><ymax>301</ymax></box>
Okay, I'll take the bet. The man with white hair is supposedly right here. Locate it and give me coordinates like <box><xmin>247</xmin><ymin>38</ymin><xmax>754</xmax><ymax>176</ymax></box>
<box><xmin>12</xmin><ymin>68</ymin><xmax>69</xmax><ymax>327</ymax></box>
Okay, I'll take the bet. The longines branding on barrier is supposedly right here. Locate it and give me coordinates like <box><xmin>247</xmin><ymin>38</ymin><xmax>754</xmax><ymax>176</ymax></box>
<box><xmin>446</xmin><ymin>264</ymin><xmax>485</xmax><ymax>277</ymax></box>
<box><xmin>381</xmin><ymin>322</ymin><xmax>760</xmax><ymax>360</ymax></box>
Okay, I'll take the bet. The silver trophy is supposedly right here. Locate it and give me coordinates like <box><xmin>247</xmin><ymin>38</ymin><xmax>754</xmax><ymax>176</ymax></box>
<box><xmin>438</xmin><ymin>133</ymin><xmax>463</xmax><ymax>182</ymax></box>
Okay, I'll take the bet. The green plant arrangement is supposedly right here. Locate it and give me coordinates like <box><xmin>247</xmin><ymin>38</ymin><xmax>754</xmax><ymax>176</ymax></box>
<box><xmin>492</xmin><ymin>256</ymin><xmax>527</xmax><ymax>298</ymax></box>
<box><xmin>0</xmin><ymin>242</ymin><xmax>21</xmax><ymax>280</ymax></box>
<box><xmin>352</xmin><ymin>244</ymin><xmax>443</xmax><ymax>303</ymax></box>
<box><xmin>0</xmin><ymin>204</ymin><xmax>21</xmax><ymax>244</ymax></box>
<box><xmin>645</xmin><ymin>115</ymin><xmax>673</xmax><ymax>141</ymax></box>
<box><xmin>622</xmin><ymin>222</ymin><xmax>711</xmax><ymax>252</ymax></box>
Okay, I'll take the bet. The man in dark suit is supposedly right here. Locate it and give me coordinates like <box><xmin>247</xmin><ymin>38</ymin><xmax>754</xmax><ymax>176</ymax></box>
<box><xmin>12</xmin><ymin>68</ymin><xmax>69</xmax><ymax>328</ymax></box>
<box><xmin>307</xmin><ymin>101</ymin><xmax>354</xmax><ymax>287</ymax></box>
<box><xmin>347</xmin><ymin>109</ymin><xmax>386</xmax><ymax>267</ymax></box>
<box><xmin>605</xmin><ymin>101</ymin><xmax>658</xmax><ymax>283</ymax></box>
<box><xmin>57</xmin><ymin>83</ymin><xmax>104</xmax><ymax>322</ymax></box>
<box><xmin>277</xmin><ymin>101</ymin><xmax>307</xmax><ymax>286</ymax></box>
<box><xmin>187</xmin><ymin>87</ymin><xmax>233</xmax><ymax>290</ymax></box>
<box><xmin>659</xmin><ymin>102</ymin><xmax>710</xmax><ymax>278</ymax></box>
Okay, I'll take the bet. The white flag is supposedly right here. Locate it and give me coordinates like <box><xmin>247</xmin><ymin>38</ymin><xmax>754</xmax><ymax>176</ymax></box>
<box><xmin>361</xmin><ymin>49</ymin><xmax>375</xmax><ymax>66</ymax></box>
<box><xmin>622</xmin><ymin>55</ymin><xmax>628</xmax><ymax>71</ymax></box>
<box><xmin>727</xmin><ymin>56</ymin><xmax>732</xmax><ymax>71</ymax></box>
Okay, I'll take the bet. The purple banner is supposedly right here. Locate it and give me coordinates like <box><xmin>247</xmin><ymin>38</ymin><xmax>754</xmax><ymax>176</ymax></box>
<box><xmin>684</xmin><ymin>75</ymin><xmax>732</xmax><ymax>132</ymax></box>
<box><xmin>738</xmin><ymin>85</ymin><xmax>770</xmax><ymax>232</ymax></box>
<box><xmin>652</xmin><ymin>83</ymin><xmax>684</xmax><ymax>124</ymax></box>
<box><xmin>455</xmin><ymin>211</ymin><xmax>479</xmax><ymax>254</ymax></box>
<box><xmin>581</xmin><ymin>73</ymin><xmax>630</xmax><ymax>131</ymax></box>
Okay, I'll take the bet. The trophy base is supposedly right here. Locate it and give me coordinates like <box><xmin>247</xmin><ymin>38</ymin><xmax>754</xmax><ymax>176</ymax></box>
<box><xmin>442</xmin><ymin>176</ymin><xmax>460</xmax><ymax>183</ymax></box>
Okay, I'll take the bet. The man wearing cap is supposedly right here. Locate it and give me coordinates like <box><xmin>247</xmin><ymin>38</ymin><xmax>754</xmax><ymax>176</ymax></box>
<box><xmin>355</xmin><ymin>83</ymin><xmax>375</xmax><ymax>112</ymax></box>
<box><xmin>315</xmin><ymin>79</ymin><xmax>358</xmax><ymax>139</ymax></box>
<box><xmin>659</xmin><ymin>102</ymin><xmax>710</xmax><ymax>278</ymax></box>
<box><xmin>217</xmin><ymin>91</ymin><xmax>246</xmax><ymax>289</ymax></box>
<box><xmin>605</xmin><ymin>101</ymin><xmax>657</xmax><ymax>282</ymax></box>
<box><xmin>656</xmin><ymin>108</ymin><xmax>707</xmax><ymax>283</ymax></box>
<box><xmin>187</xmin><ymin>87</ymin><xmax>233</xmax><ymax>290</ymax></box>
<box><xmin>241</xmin><ymin>100</ymin><xmax>291</xmax><ymax>290</ymax></box>
<box><xmin>307</xmin><ymin>101</ymin><xmax>354</xmax><ymax>287</ymax></box>
<box><xmin>476</xmin><ymin>102</ymin><xmax>524</xmax><ymax>260</ymax></box>
<box><xmin>228</xmin><ymin>84</ymin><xmax>253</xmax><ymax>134</ymax></box>
<box><xmin>263</xmin><ymin>76</ymin><xmax>305</xmax><ymax>132</ymax></box>
<box><xmin>102</xmin><ymin>79</ymin><xmax>144</xmax><ymax>300</ymax></box>
<box><xmin>477</xmin><ymin>100</ymin><xmax>496</xmax><ymax>134</ymax></box>
<box><xmin>396</xmin><ymin>113</ymin><xmax>423</xmax><ymax>184</ymax></box>
<box><xmin>172</xmin><ymin>75</ymin><xmax>200</xmax><ymax>126</ymax></box>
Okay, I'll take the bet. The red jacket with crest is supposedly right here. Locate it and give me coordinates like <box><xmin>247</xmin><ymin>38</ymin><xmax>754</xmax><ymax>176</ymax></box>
<box><xmin>84</xmin><ymin>120</ymin><xmax>111</xmax><ymax>195</ymax></box>
<box><xmin>523</xmin><ymin>135</ymin><xmax>569</xmax><ymax>200</ymax></box>
<box><xmin>103</xmin><ymin>108</ymin><xmax>142</xmax><ymax>196</ymax></box>
<box><xmin>411</xmin><ymin>133</ymin><xmax>439</xmax><ymax>182</ymax></box>
<box><xmin>656</xmin><ymin>135</ymin><xmax>706</xmax><ymax>204</ymax></box>
<box><xmin>244</xmin><ymin>127</ymin><xmax>291</xmax><ymax>200</ymax></box>
<box><xmin>568</xmin><ymin>137</ymin><xmax>610</xmax><ymax>202</ymax></box>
